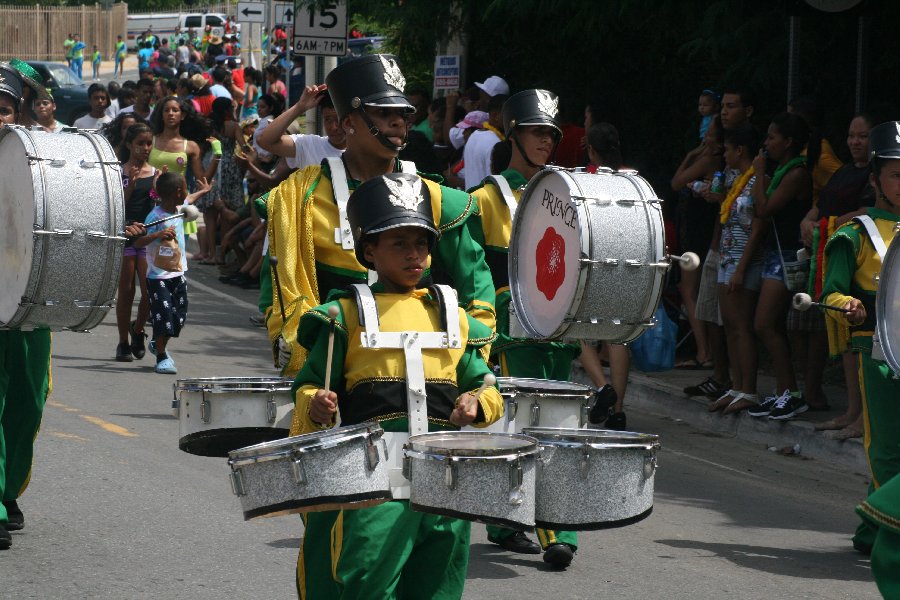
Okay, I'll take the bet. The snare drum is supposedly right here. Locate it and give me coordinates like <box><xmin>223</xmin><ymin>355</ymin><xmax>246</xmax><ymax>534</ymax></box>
<box><xmin>0</xmin><ymin>126</ymin><xmax>124</xmax><ymax>330</ymax></box>
<box><xmin>470</xmin><ymin>377</ymin><xmax>593</xmax><ymax>433</ymax></box>
<box><xmin>228</xmin><ymin>422</ymin><xmax>391</xmax><ymax>519</ymax></box>
<box><xmin>876</xmin><ymin>229</ymin><xmax>900</xmax><ymax>376</ymax></box>
<box><xmin>173</xmin><ymin>377</ymin><xmax>294</xmax><ymax>457</ymax></box>
<box><xmin>509</xmin><ymin>167</ymin><xmax>666</xmax><ymax>343</ymax></box>
<box><xmin>404</xmin><ymin>431</ymin><xmax>540</xmax><ymax>530</ymax></box>
<box><xmin>523</xmin><ymin>427</ymin><xmax>659</xmax><ymax>530</ymax></box>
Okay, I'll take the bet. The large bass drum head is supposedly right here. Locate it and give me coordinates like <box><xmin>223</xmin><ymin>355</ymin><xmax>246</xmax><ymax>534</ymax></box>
<box><xmin>0</xmin><ymin>128</ymin><xmax>34</xmax><ymax>326</ymax></box>
<box><xmin>877</xmin><ymin>235</ymin><xmax>900</xmax><ymax>376</ymax></box>
<box><xmin>509</xmin><ymin>170</ymin><xmax>587</xmax><ymax>338</ymax></box>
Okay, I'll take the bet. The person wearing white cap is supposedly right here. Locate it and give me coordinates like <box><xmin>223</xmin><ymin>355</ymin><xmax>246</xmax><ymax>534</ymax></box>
<box><xmin>475</xmin><ymin>75</ymin><xmax>510</xmax><ymax>108</ymax></box>
<box><xmin>463</xmin><ymin>93</ymin><xmax>508</xmax><ymax>190</ymax></box>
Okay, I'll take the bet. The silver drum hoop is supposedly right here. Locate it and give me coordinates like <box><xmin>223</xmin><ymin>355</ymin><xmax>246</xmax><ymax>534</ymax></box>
<box><xmin>228</xmin><ymin>421</ymin><xmax>384</xmax><ymax>467</ymax></box>
<box><xmin>877</xmin><ymin>235</ymin><xmax>900</xmax><ymax>376</ymax></box>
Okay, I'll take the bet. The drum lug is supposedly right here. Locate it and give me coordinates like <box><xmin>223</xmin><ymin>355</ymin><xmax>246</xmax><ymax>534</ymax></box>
<box><xmin>292</xmin><ymin>451</ymin><xmax>308</xmax><ymax>486</ymax></box>
<box><xmin>624</xmin><ymin>259</ymin><xmax>644</xmax><ymax>268</ymax></box>
<box><xmin>19</xmin><ymin>298</ymin><xmax>58</xmax><ymax>307</ymax></box>
<box><xmin>580</xmin><ymin>403</ymin><xmax>589</xmax><ymax>428</ymax></box>
<box><xmin>402</xmin><ymin>454</ymin><xmax>411</xmax><ymax>481</ymax></box>
<box><xmin>200</xmin><ymin>393</ymin><xmax>211</xmax><ymax>424</ymax></box>
<box><xmin>579</xmin><ymin>447</ymin><xmax>591</xmax><ymax>479</ymax></box>
<box><xmin>87</xmin><ymin>231</ymin><xmax>128</xmax><ymax>242</ymax></box>
<box><xmin>643</xmin><ymin>448</ymin><xmax>658</xmax><ymax>479</ymax></box>
<box><xmin>508</xmin><ymin>459</ymin><xmax>525</xmax><ymax>506</ymax></box>
<box><xmin>266</xmin><ymin>399</ymin><xmax>277</xmax><ymax>424</ymax></box>
<box><xmin>508</xmin><ymin>398</ymin><xmax>518</xmax><ymax>421</ymax></box>
<box><xmin>171</xmin><ymin>399</ymin><xmax>180</xmax><ymax>418</ymax></box>
<box><xmin>444</xmin><ymin>458</ymin><xmax>458</xmax><ymax>490</ymax></box>
<box><xmin>229</xmin><ymin>468</ymin><xmax>246</xmax><ymax>497</ymax></box>
<box><xmin>365</xmin><ymin>440</ymin><xmax>380</xmax><ymax>471</ymax></box>
<box><xmin>530</xmin><ymin>402</ymin><xmax>540</xmax><ymax>427</ymax></box>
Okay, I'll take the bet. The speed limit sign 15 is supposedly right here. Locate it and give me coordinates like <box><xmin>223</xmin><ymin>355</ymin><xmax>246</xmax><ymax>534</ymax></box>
<box><xmin>293</xmin><ymin>1</ymin><xmax>348</xmax><ymax>56</ymax></box>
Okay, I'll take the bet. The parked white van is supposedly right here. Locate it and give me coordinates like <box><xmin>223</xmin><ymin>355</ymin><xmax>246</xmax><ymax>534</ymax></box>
<box><xmin>126</xmin><ymin>12</ymin><xmax>238</xmax><ymax>50</ymax></box>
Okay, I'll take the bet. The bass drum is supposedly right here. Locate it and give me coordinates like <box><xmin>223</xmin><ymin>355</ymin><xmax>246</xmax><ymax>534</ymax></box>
<box><xmin>0</xmin><ymin>125</ymin><xmax>124</xmax><ymax>331</ymax></box>
<box><xmin>509</xmin><ymin>167</ymin><xmax>666</xmax><ymax>343</ymax></box>
<box><xmin>876</xmin><ymin>229</ymin><xmax>900</xmax><ymax>376</ymax></box>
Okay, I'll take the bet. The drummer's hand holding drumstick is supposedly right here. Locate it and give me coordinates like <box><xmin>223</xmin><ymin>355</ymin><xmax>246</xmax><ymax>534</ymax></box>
<box><xmin>843</xmin><ymin>298</ymin><xmax>866</xmax><ymax>326</ymax></box>
<box><xmin>309</xmin><ymin>389</ymin><xmax>338</xmax><ymax>427</ymax></box>
<box><xmin>450</xmin><ymin>374</ymin><xmax>496</xmax><ymax>427</ymax></box>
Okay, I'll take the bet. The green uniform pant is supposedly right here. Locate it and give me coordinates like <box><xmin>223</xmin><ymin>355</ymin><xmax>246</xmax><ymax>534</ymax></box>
<box><xmin>0</xmin><ymin>329</ymin><xmax>51</xmax><ymax>523</ymax></box>
<box><xmin>486</xmin><ymin>344</ymin><xmax>580</xmax><ymax>550</ymax></box>
<box><xmin>300</xmin><ymin>500</ymin><xmax>470</xmax><ymax>600</ymax></box>
<box><xmin>258</xmin><ymin>253</ymin><xmax>273</xmax><ymax>315</ymax></box>
<box><xmin>297</xmin><ymin>511</ymin><xmax>341</xmax><ymax>599</ymax></box>
<box><xmin>852</xmin><ymin>352</ymin><xmax>900</xmax><ymax>550</ymax></box>
<box><xmin>857</xmin><ymin>474</ymin><xmax>900</xmax><ymax>599</ymax></box>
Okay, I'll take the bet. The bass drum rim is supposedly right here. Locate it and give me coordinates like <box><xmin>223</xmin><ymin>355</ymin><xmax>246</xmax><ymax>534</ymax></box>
<box><xmin>877</xmin><ymin>234</ymin><xmax>900</xmax><ymax>376</ymax></box>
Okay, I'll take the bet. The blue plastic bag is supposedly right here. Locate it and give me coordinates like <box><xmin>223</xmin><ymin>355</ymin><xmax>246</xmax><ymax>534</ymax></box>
<box><xmin>629</xmin><ymin>306</ymin><xmax>676</xmax><ymax>372</ymax></box>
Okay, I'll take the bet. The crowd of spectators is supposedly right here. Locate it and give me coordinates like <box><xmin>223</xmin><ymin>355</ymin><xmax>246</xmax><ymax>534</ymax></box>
<box><xmin>673</xmin><ymin>87</ymin><xmax>891</xmax><ymax>437</ymax></box>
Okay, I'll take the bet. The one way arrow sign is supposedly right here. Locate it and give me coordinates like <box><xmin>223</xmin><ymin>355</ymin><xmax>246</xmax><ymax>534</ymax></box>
<box><xmin>275</xmin><ymin>2</ymin><xmax>294</xmax><ymax>25</ymax></box>
<box><xmin>237</xmin><ymin>1</ymin><xmax>266</xmax><ymax>23</ymax></box>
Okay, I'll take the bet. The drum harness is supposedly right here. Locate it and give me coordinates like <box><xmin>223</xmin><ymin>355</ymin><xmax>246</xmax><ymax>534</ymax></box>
<box><xmin>351</xmin><ymin>283</ymin><xmax>461</xmax><ymax>499</ymax></box>
<box><xmin>853</xmin><ymin>215</ymin><xmax>895</xmax><ymax>364</ymax></box>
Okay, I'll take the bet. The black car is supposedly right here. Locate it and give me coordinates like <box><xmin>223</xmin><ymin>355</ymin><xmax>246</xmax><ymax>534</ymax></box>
<box><xmin>25</xmin><ymin>61</ymin><xmax>91</xmax><ymax>125</ymax></box>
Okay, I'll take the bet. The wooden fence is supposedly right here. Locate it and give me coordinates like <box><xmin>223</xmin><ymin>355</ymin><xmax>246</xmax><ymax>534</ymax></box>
<box><xmin>0</xmin><ymin>3</ymin><xmax>128</xmax><ymax>62</ymax></box>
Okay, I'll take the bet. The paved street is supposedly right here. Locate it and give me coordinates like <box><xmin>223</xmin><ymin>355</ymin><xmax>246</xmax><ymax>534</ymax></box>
<box><xmin>0</xmin><ymin>264</ymin><xmax>881</xmax><ymax>599</ymax></box>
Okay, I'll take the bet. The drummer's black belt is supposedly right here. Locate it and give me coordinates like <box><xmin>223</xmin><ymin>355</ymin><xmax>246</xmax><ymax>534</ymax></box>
<box><xmin>357</xmin><ymin>108</ymin><xmax>408</xmax><ymax>152</ymax></box>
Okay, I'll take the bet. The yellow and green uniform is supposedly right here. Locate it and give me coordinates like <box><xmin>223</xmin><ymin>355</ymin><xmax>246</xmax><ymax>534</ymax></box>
<box><xmin>0</xmin><ymin>329</ymin><xmax>52</xmax><ymax>524</ymax></box>
<box><xmin>253</xmin><ymin>195</ymin><xmax>272</xmax><ymax>315</ymax></box>
<box><xmin>857</xmin><ymin>473</ymin><xmax>900</xmax><ymax>598</ymax></box>
<box><xmin>821</xmin><ymin>207</ymin><xmax>900</xmax><ymax>551</ymax></box>
<box><xmin>470</xmin><ymin>169</ymin><xmax>580</xmax><ymax>551</ymax></box>
<box><xmin>292</xmin><ymin>288</ymin><xmax>503</xmax><ymax>600</ymax></box>
<box><xmin>265</xmin><ymin>159</ymin><xmax>496</xmax><ymax>385</ymax></box>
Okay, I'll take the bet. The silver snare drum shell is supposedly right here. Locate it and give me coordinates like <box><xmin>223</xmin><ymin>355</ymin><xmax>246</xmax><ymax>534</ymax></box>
<box><xmin>876</xmin><ymin>234</ymin><xmax>900</xmax><ymax>377</ymax></box>
<box><xmin>227</xmin><ymin>422</ymin><xmax>391</xmax><ymax>520</ymax></box>
<box><xmin>464</xmin><ymin>377</ymin><xmax>594</xmax><ymax>434</ymax></box>
<box><xmin>509</xmin><ymin>167</ymin><xmax>666</xmax><ymax>343</ymax></box>
<box><xmin>522</xmin><ymin>427</ymin><xmax>659</xmax><ymax>530</ymax></box>
<box><xmin>173</xmin><ymin>377</ymin><xmax>295</xmax><ymax>457</ymax></box>
<box><xmin>0</xmin><ymin>126</ymin><xmax>124</xmax><ymax>331</ymax></box>
<box><xmin>404</xmin><ymin>431</ymin><xmax>540</xmax><ymax>531</ymax></box>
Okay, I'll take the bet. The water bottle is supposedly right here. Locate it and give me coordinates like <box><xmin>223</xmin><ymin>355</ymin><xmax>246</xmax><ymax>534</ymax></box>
<box><xmin>711</xmin><ymin>171</ymin><xmax>724</xmax><ymax>194</ymax></box>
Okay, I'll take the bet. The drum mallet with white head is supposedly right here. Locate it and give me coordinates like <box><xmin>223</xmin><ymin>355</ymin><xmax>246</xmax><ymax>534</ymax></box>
<box><xmin>130</xmin><ymin>204</ymin><xmax>201</xmax><ymax>232</ymax></box>
<box><xmin>792</xmin><ymin>293</ymin><xmax>851</xmax><ymax>313</ymax></box>
<box><xmin>670</xmin><ymin>252</ymin><xmax>701</xmax><ymax>271</ymax></box>
<box><xmin>459</xmin><ymin>373</ymin><xmax>497</xmax><ymax>414</ymax></box>
<box><xmin>268</xmin><ymin>255</ymin><xmax>287</xmax><ymax>323</ymax></box>
<box><xmin>322</xmin><ymin>305</ymin><xmax>341</xmax><ymax>396</ymax></box>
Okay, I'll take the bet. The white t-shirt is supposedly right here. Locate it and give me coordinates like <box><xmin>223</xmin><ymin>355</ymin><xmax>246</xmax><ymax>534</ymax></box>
<box><xmin>285</xmin><ymin>134</ymin><xmax>344</xmax><ymax>170</ymax></box>
<box><xmin>252</xmin><ymin>115</ymin><xmax>274</xmax><ymax>160</ymax></box>
<box><xmin>463</xmin><ymin>128</ymin><xmax>502</xmax><ymax>190</ymax></box>
<box><xmin>209</xmin><ymin>83</ymin><xmax>231</xmax><ymax>99</ymax></box>
<box><xmin>73</xmin><ymin>114</ymin><xmax>112</xmax><ymax>129</ymax></box>
<box><xmin>105</xmin><ymin>98</ymin><xmax>119</xmax><ymax>119</ymax></box>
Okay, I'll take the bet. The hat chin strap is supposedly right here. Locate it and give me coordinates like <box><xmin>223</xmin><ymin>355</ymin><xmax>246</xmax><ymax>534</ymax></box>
<box><xmin>358</xmin><ymin>108</ymin><xmax>408</xmax><ymax>152</ymax></box>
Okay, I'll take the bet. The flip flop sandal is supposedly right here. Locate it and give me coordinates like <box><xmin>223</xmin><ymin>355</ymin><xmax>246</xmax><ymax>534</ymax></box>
<box><xmin>708</xmin><ymin>390</ymin><xmax>737</xmax><ymax>412</ymax></box>
<box><xmin>723</xmin><ymin>393</ymin><xmax>759</xmax><ymax>415</ymax></box>
<box><xmin>675</xmin><ymin>358</ymin><xmax>704</xmax><ymax>370</ymax></box>
<box><xmin>814</xmin><ymin>418</ymin><xmax>848</xmax><ymax>431</ymax></box>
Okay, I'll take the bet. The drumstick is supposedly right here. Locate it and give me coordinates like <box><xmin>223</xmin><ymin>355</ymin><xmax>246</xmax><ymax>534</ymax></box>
<box><xmin>322</xmin><ymin>305</ymin><xmax>341</xmax><ymax>396</ymax></box>
<box><xmin>127</xmin><ymin>204</ymin><xmax>200</xmax><ymax>233</ymax></box>
<box><xmin>670</xmin><ymin>252</ymin><xmax>701</xmax><ymax>271</ymax></box>
<box><xmin>792</xmin><ymin>293</ymin><xmax>851</xmax><ymax>314</ymax></box>
<box><xmin>268</xmin><ymin>256</ymin><xmax>287</xmax><ymax>323</ymax></box>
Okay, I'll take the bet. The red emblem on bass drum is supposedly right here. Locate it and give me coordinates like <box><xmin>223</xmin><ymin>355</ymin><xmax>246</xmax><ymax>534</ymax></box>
<box><xmin>535</xmin><ymin>226</ymin><xmax>565</xmax><ymax>301</ymax></box>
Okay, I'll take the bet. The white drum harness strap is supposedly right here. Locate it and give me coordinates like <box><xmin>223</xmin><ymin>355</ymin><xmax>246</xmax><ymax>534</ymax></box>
<box><xmin>327</xmin><ymin>157</ymin><xmax>417</xmax><ymax>250</ymax></box>
<box><xmin>852</xmin><ymin>215</ymin><xmax>895</xmax><ymax>363</ymax></box>
<box><xmin>486</xmin><ymin>174</ymin><xmax>518</xmax><ymax>219</ymax></box>
<box><xmin>350</xmin><ymin>283</ymin><xmax>461</xmax><ymax>498</ymax></box>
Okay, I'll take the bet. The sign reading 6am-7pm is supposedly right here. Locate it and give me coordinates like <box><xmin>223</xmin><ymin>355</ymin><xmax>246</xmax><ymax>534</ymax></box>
<box><xmin>293</xmin><ymin>1</ymin><xmax>348</xmax><ymax>56</ymax></box>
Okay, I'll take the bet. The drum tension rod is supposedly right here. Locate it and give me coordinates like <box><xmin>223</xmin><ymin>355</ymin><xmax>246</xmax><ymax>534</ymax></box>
<box><xmin>26</xmin><ymin>155</ymin><xmax>67</xmax><ymax>167</ymax></box>
<box><xmin>79</xmin><ymin>159</ymin><xmax>122</xmax><ymax>168</ymax></box>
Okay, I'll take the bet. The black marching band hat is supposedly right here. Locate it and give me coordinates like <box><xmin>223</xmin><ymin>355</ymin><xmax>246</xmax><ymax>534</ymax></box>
<box><xmin>0</xmin><ymin>62</ymin><xmax>24</xmax><ymax>107</ymax></box>
<box><xmin>868</xmin><ymin>121</ymin><xmax>900</xmax><ymax>162</ymax></box>
<box><xmin>347</xmin><ymin>173</ymin><xmax>440</xmax><ymax>269</ymax></box>
<box><xmin>501</xmin><ymin>88</ymin><xmax>562</xmax><ymax>139</ymax></box>
<box><xmin>326</xmin><ymin>54</ymin><xmax>414</xmax><ymax>120</ymax></box>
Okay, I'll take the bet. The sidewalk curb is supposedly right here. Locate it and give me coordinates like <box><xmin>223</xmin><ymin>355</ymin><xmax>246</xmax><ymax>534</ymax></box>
<box><xmin>572</xmin><ymin>369</ymin><xmax>870</xmax><ymax>474</ymax></box>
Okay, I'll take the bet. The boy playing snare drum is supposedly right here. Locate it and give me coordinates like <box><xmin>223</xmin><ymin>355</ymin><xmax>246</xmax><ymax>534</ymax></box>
<box><xmin>293</xmin><ymin>173</ymin><xmax>503</xmax><ymax>599</ymax></box>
